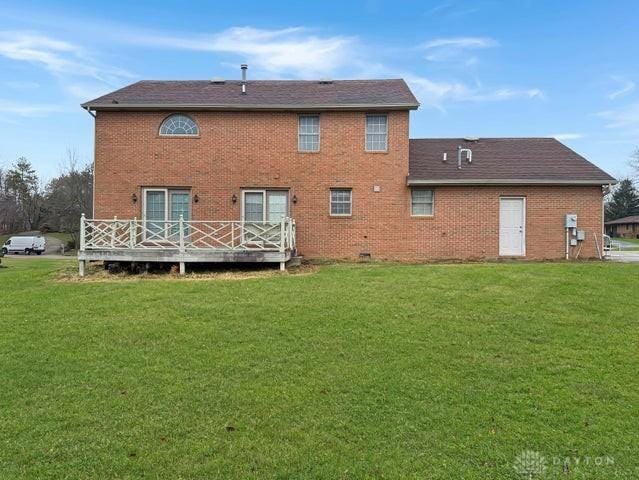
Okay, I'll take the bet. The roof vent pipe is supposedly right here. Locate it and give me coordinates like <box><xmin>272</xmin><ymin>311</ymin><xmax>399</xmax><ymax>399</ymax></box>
<box><xmin>457</xmin><ymin>146</ymin><xmax>472</xmax><ymax>169</ymax></box>
<box><xmin>241</xmin><ymin>64</ymin><xmax>248</xmax><ymax>94</ymax></box>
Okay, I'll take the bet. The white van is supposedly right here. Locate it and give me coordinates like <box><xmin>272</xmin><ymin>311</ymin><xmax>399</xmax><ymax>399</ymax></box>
<box><xmin>2</xmin><ymin>236</ymin><xmax>46</xmax><ymax>255</ymax></box>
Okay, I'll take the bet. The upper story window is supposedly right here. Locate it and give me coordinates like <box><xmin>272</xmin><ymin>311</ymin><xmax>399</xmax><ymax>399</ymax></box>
<box><xmin>159</xmin><ymin>114</ymin><xmax>199</xmax><ymax>136</ymax></box>
<box><xmin>298</xmin><ymin>114</ymin><xmax>320</xmax><ymax>152</ymax></box>
<box><xmin>365</xmin><ymin>114</ymin><xmax>388</xmax><ymax>152</ymax></box>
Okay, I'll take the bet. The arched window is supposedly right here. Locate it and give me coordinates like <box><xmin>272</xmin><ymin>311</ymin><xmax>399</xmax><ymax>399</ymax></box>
<box><xmin>159</xmin><ymin>114</ymin><xmax>199</xmax><ymax>136</ymax></box>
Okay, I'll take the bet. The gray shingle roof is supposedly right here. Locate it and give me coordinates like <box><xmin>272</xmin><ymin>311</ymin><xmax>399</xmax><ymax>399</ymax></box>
<box><xmin>408</xmin><ymin>138</ymin><xmax>616</xmax><ymax>185</ymax></box>
<box><xmin>605</xmin><ymin>215</ymin><xmax>639</xmax><ymax>225</ymax></box>
<box><xmin>82</xmin><ymin>79</ymin><xmax>419</xmax><ymax>110</ymax></box>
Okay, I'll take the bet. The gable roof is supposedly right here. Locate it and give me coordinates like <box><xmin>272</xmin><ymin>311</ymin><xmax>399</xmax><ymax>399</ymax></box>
<box><xmin>408</xmin><ymin>138</ymin><xmax>616</xmax><ymax>186</ymax></box>
<box><xmin>605</xmin><ymin>215</ymin><xmax>639</xmax><ymax>225</ymax></box>
<box><xmin>82</xmin><ymin>79</ymin><xmax>419</xmax><ymax>111</ymax></box>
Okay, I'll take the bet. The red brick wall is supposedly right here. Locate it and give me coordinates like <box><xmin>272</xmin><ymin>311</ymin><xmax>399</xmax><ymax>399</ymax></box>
<box><xmin>94</xmin><ymin>110</ymin><xmax>604</xmax><ymax>260</ymax></box>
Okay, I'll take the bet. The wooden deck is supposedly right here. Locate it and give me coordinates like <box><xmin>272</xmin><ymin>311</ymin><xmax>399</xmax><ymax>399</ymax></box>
<box><xmin>77</xmin><ymin>215</ymin><xmax>296</xmax><ymax>275</ymax></box>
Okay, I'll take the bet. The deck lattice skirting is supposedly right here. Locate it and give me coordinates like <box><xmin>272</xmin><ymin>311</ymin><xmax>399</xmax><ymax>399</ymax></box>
<box><xmin>77</xmin><ymin>214</ymin><xmax>296</xmax><ymax>276</ymax></box>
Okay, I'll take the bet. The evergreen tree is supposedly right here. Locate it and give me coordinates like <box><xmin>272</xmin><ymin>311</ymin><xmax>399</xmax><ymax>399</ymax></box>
<box><xmin>605</xmin><ymin>178</ymin><xmax>639</xmax><ymax>221</ymax></box>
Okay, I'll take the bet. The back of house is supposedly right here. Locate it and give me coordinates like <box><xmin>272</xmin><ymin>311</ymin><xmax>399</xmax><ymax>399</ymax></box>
<box><xmin>80</xmin><ymin>66</ymin><xmax>615</xmax><ymax>269</ymax></box>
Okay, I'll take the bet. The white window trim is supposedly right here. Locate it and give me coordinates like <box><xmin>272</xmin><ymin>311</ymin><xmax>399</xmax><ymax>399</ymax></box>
<box><xmin>240</xmin><ymin>189</ymin><xmax>290</xmax><ymax>223</ymax></box>
<box><xmin>410</xmin><ymin>188</ymin><xmax>435</xmax><ymax>217</ymax></box>
<box><xmin>329</xmin><ymin>188</ymin><xmax>352</xmax><ymax>217</ymax></box>
<box><xmin>365</xmin><ymin>113</ymin><xmax>388</xmax><ymax>152</ymax></box>
<box><xmin>158</xmin><ymin>114</ymin><xmax>200</xmax><ymax>137</ymax></box>
<box><xmin>142</xmin><ymin>188</ymin><xmax>191</xmax><ymax>240</ymax></box>
<box><xmin>298</xmin><ymin>114</ymin><xmax>320</xmax><ymax>152</ymax></box>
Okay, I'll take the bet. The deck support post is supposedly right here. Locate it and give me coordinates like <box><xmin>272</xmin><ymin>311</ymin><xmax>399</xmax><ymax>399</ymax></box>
<box><xmin>280</xmin><ymin>261</ymin><xmax>286</xmax><ymax>272</ymax></box>
<box><xmin>79</xmin><ymin>213</ymin><xmax>86</xmax><ymax>277</ymax></box>
<box><xmin>179</xmin><ymin>262</ymin><xmax>185</xmax><ymax>275</ymax></box>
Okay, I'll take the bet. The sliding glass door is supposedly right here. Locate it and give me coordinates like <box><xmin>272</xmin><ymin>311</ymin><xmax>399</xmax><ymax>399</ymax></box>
<box><xmin>145</xmin><ymin>190</ymin><xmax>166</xmax><ymax>240</ymax></box>
<box><xmin>144</xmin><ymin>188</ymin><xmax>190</xmax><ymax>241</ymax></box>
<box><xmin>242</xmin><ymin>190</ymin><xmax>289</xmax><ymax>244</ymax></box>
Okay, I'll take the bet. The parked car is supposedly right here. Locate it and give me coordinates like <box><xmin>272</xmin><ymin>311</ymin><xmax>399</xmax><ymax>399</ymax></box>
<box><xmin>2</xmin><ymin>236</ymin><xmax>46</xmax><ymax>255</ymax></box>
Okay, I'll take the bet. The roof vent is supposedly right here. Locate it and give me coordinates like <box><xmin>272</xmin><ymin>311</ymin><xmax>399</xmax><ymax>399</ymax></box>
<box><xmin>210</xmin><ymin>77</ymin><xmax>225</xmax><ymax>84</ymax></box>
<box><xmin>319</xmin><ymin>78</ymin><xmax>333</xmax><ymax>84</ymax></box>
<box><xmin>241</xmin><ymin>64</ymin><xmax>248</xmax><ymax>94</ymax></box>
<box><xmin>463</xmin><ymin>137</ymin><xmax>479</xmax><ymax>142</ymax></box>
<box><xmin>111</xmin><ymin>99</ymin><xmax>119</xmax><ymax>104</ymax></box>
<box><xmin>457</xmin><ymin>146</ymin><xmax>473</xmax><ymax>169</ymax></box>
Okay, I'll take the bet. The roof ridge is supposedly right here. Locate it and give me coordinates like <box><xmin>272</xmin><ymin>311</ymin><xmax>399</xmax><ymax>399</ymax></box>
<box><xmin>134</xmin><ymin>78</ymin><xmax>407</xmax><ymax>83</ymax></box>
<box><xmin>410</xmin><ymin>137</ymin><xmax>556</xmax><ymax>141</ymax></box>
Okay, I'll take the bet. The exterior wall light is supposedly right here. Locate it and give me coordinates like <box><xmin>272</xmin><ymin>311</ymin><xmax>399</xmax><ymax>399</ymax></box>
<box><xmin>131</xmin><ymin>193</ymin><xmax>137</xmax><ymax>203</ymax></box>
<box><xmin>193</xmin><ymin>194</ymin><xmax>199</xmax><ymax>203</ymax></box>
<box><xmin>292</xmin><ymin>195</ymin><xmax>298</xmax><ymax>204</ymax></box>
<box><xmin>232</xmin><ymin>194</ymin><xmax>237</xmax><ymax>204</ymax></box>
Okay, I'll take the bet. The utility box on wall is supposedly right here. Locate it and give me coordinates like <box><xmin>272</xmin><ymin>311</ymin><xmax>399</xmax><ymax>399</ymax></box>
<box><xmin>565</xmin><ymin>214</ymin><xmax>578</xmax><ymax>229</ymax></box>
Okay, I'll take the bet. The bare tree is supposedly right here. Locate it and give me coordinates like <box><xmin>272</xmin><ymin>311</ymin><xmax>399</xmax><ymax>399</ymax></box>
<box><xmin>43</xmin><ymin>149</ymin><xmax>93</xmax><ymax>247</ymax></box>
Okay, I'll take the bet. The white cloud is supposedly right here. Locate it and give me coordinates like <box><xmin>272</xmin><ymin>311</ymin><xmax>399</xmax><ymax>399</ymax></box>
<box><xmin>405</xmin><ymin>75</ymin><xmax>544</xmax><ymax>111</ymax></box>
<box><xmin>0</xmin><ymin>31</ymin><xmax>134</xmax><ymax>97</ymax></box>
<box><xmin>597</xmin><ymin>102</ymin><xmax>639</xmax><ymax>130</ymax></box>
<box><xmin>421</xmin><ymin>37</ymin><xmax>498</xmax><ymax>50</ymax></box>
<box><xmin>120</xmin><ymin>26</ymin><xmax>356</xmax><ymax>77</ymax></box>
<box><xmin>550</xmin><ymin>133</ymin><xmax>583</xmax><ymax>140</ymax></box>
<box><xmin>421</xmin><ymin>36</ymin><xmax>498</xmax><ymax>62</ymax></box>
<box><xmin>607</xmin><ymin>75</ymin><xmax>635</xmax><ymax>100</ymax></box>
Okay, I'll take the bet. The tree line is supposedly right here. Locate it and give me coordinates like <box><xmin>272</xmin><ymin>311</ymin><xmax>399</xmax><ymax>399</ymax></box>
<box><xmin>0</xmin><ymin>152</ymin><xmax>92</xmax><ymax>248</ymax></box>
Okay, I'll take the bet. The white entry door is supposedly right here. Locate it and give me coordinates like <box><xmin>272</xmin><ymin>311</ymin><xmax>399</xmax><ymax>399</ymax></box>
<box><xmin>499</xmin><ymin>197</ymin><xmax>526</xmax><ymax>256</ymax></box>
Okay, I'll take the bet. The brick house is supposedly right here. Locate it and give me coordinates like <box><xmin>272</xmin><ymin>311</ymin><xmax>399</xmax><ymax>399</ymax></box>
<box><xmin>605</xmin><ymin>216</ymin><xmax>639</xmax><ymax>238</ymax></box>
<box><xmin>78</xmin><ymin>69</ymin><xmax>615</xmax><ymax>274</ymax></box>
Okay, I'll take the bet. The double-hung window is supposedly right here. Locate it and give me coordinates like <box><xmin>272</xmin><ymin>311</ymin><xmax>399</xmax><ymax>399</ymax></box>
<box><xmin>298</xmin><ymin>114</ymin><xmax>320</xmax><ymax>152</ymax></box>
<box><xmin>411</xmin><ymin>188</ymin><xmax>434</xmax><ymax>216</ymax></box>
<box><xmin>330</xmin><ymin>189</ymin><xmax>352</xmax><ymax>216</ymax></box>
<box><xmin>365</xmin><ymin>114</ymin><xmax>388</xmax><ymax>151</ymax></box>
<box><xmin>143</xmin><ymin>188</ymin><xmax>190</xmax><ymax>240</ymax></box>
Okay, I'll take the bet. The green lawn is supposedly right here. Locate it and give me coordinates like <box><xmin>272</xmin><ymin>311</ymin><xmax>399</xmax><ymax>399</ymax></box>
<box><xmin>1</xmin><ymin>259</ymin><xmax>637</xmax><ymax>479</ymax></box>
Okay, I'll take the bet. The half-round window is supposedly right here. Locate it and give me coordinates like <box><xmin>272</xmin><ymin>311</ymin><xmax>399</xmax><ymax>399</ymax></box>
<box><xmin>159</xmin><ymin>114</ymin><xmax>199</xmax><ymax>136</ymax></box>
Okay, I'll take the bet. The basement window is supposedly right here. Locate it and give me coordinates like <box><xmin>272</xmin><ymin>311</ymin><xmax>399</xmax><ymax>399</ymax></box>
<box><xmin>411</xmin><ymin>188</ymin><xmax>434</xmax><ymax>216</ymax></box>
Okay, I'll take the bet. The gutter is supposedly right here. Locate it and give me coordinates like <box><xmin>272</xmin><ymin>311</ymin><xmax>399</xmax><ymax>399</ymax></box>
<box><xmin>406</xmin><ymin>178</ymin><xmax>618</xmax><ymax>186</ymax></box>
<box><xmin>79</xmin><ymin>102</ymin><xmax>420</xmax><ymax>111</ymax></box>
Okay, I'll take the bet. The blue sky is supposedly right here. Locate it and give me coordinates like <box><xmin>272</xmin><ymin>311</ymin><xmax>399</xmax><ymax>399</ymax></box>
<box><xmin>0</xmin><ymin>0</ymin><xmax>638</xmax><ymax>180</ymax></box>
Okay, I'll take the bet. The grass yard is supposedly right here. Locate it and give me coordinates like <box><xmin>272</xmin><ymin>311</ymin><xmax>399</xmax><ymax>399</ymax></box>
<box><xmin>1</xmin><ymin>259</ymin><xmax>637</xmax><ymax>479</ymax></box>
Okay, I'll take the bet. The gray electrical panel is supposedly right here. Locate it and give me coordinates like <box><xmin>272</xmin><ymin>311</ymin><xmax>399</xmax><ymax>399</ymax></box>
<box><xmin>565</xmin><ymin>214</ymin><xmax>577</xmax><ymax>229</ymax></box>
<box><xmin>576</xmin><ymin>230</ymin><xmax>585</xmax><ymax>241</ymax></box>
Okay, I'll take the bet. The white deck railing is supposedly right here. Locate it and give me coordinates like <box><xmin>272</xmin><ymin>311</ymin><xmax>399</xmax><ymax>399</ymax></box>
<box><xmin>79</xmin><ymin>214</ymin><xmax>296</xmax><ymax>253</ymax></box>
